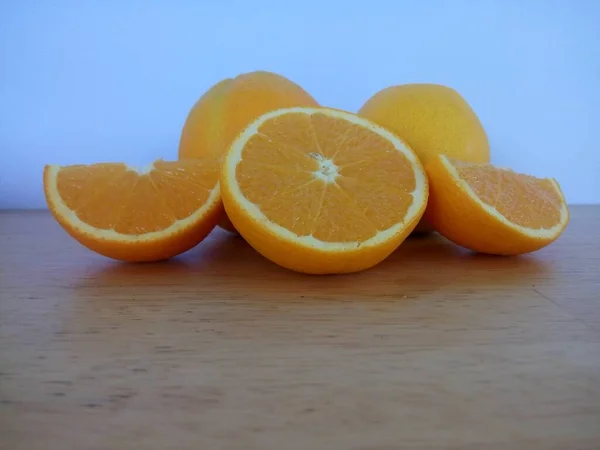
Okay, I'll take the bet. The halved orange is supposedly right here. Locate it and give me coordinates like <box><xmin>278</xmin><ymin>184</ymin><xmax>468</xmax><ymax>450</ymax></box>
<box><xmin>424</xmin><ymin>155</ymin><xmax>569</xmax><ymax>255</ymax></box>
<box><xmin>43</xmin><ymin>158</ymin><xmax>222</xmax><ymax>262</ymax></box>
<box><xmin>221</xmin><ymin>107</ymin><xmax>429</xmax><ymax>274</ymax></box>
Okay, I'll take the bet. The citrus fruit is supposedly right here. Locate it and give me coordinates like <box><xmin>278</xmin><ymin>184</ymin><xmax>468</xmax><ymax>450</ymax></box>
<box><xmin>357</xmin><ymin>83</ymin><xmax>490</xmax><ymax>165</ymax></box>
<box><xmin>424</xmin><ymin>155</ymin><xmax>569</xmax><ymax>255</ymax></box>
<box><xmin>220</xmin><ymin>106</ymin><xmax>429</xmax><ymax>274</ymax></box>
<box><xmin>178</xmin><ymin>77</ymin><xmax>232</xmax><ymax>161</ymax></box>
<box><xmin>43</xmin><ymin>158</ymin><xmax>223</xmax><ymax>262</ymax></box>
<box><xmin>178</xmin><ymin>71</ymin><xmax>319</xmax><ymax>233</ymax></box>
<box><xmin>358</xmin><ymin>83</ymin><xmax>490</xmax><ymax>233</ymax></box>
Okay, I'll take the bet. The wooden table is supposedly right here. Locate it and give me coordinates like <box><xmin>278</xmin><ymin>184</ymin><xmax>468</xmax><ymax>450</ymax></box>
<box><xmin>1</xmin><ymin>206</ymin><xmax>599</xmax><ymax>450</ymax></box>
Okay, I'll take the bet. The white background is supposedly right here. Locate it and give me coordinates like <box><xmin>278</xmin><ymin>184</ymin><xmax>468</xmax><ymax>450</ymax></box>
<box><xmin>1</xmin><ymin>0</ymin><xmax>599</xmax><ymax>208</ymax></box>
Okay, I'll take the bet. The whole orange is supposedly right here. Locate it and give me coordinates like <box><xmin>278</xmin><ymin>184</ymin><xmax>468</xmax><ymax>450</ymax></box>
<box><xmin>178</xmin><ymin>77</ymin><xmax>233</xmax><ymax>161</ymax></box>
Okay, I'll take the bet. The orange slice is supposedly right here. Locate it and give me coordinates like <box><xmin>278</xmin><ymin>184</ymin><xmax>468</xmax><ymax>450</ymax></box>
<box><xmin>43</xmin><ymin>158</ymin><xmax>223</xmax><ymax>262</ymax></box>
<box><xmin>221</xmin><ymin>107</ymin><xmax>429</xmax><ymax>274</ymax></box>
<box><xmin>424</xmin><ymin>155</ymin><xmax>569</xmax><ymax>255</ymax></box>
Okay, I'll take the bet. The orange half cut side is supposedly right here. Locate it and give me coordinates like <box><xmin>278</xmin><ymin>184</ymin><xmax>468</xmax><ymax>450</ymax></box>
<box><xmin>221</xmin><ymin>107</ymin><xmax>429</xmax><ymax>274</ymax></box>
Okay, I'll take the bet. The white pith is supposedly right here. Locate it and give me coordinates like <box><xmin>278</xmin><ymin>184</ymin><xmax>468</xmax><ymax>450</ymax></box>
<box><xmin>440</xmin><ymin>155</ymin><xmax>569</xmax><ymax>238</ymax></box>
<box><xmin>310</xmin><ymin>152</ymin><xmax>339</xmax><ymax>183</ymax></box>
<box><xmin>224</xmin><ymin>106</ymin><xmax>428</xmax><ymax>250</ymax></box>
<box><xmin>46</xmin><ymin>164</ymin><xmax>221</xmax><ymax>242</ymax></box>
<box><xmin>125</xmin><ymin>162</ymin><xmax>155</xmax><ymax>175</ymax></box>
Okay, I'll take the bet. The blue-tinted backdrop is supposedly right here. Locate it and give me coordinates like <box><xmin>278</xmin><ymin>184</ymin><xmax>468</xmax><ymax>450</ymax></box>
<box><xmin>1</xmin><ymin>0</ymin><xmax>599</xmax><ymax>207</ymax></box>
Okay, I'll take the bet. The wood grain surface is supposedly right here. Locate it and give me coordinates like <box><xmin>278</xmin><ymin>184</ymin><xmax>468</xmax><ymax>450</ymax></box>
<box><xmin>1</xmin><ymin>206</ymin><xmax>600</xmax><ymax>450</ymax></box>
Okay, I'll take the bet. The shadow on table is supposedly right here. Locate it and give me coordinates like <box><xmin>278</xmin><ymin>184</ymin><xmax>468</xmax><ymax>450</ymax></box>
<box><xmin>71</xmin><ymin>229</ymin><xmax>553</xmax><ymax>302</ymax></box>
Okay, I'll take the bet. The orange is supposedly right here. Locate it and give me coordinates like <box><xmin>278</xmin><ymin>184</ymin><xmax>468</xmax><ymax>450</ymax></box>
<box><xmin>220</xmin><ymin>107</ymin><xmax>429</xmax><ymax>274</ymax></box>
<box><xmin>178</xmin><ymin>71</ymin><xmax>319</xmax><ymax>233</ymax></box>
<box><xmin>358</xmin><ymin>83</ymin><xmax>490</xmax><ymax>233</ymax></box>
<box><xmin>178</xmin><ymin>77</ymin><xmax>232</xmax><ymax>160</ymax></box>
<box><xmin>358</xmin><ymin>83</ymin><xmax>490</xmax><ymax>165</ymax></box>
<box><xmin>43</xmin><ymin>158</ymin><xmax>223</xmax><ymax>262</ymax></box>
<box><xmin>424</xmin><ymin>155</ymin><xmax>569</xmax><ymax>255</ymax></box>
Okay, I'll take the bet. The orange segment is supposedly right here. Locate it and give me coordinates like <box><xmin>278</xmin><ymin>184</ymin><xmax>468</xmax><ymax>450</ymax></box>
<box><xmin>237</xmin><ymin>163</ymin><xmax>316</xmax><ymax>210</ymax></box>
<box><xmin>309</xmin><ymin>183</ymin><xmax>379</xmax><ymax>243</ymax></box>
<box><xmin>310</xmin><ymin>113</ymin><xmax>354</xmax><ymax>158</ymax></box>
<box><xmin>221</xmin><ymin>107</ymin><xmax>428</xmax><ymax>274</ymax></box>
<box><xmin>56</xmin><ymin>165</ymin><xmax>135</xmax><ymax>229</ymax></box>
<box><xmin>44</xmin><ymin>158</ymin><xmax>223</xmax><ymax>262</ymax></box>
<box><xmin>424</xmin><ymin>155</ymin><xmax>569</xmax><ymax>255</ymax></box>
<box><xmin>112</xmin><ymin>175</ymin><xmax>175</xmax><ymax>235</ymax></box>
<box><xmin>258</xmin><ymin>112</ymin><xmax>321</xmax><ymax>157</ymax></box>
<box><xmin>238</xmin><ymin>133</ymin><xmax>319</xmax><ymax>173</ymax></box>
<box><xmin>260</xmin><ymin>180</ymin><xmax>327</xmax><ymax>238</ymax></box>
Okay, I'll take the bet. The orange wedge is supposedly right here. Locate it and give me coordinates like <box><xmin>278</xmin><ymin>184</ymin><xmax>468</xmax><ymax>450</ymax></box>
<box><xmin>424</xmin><ymin>155</ymin><xmax>569</xmax><ymax>255</ymax></box>
<box><xmin>43</xmin><ymin>158</ymin><xmax>222</xmax><ymax>262</ymax></box>
<box><xmin>221</xmin><ymin>107</ymin><xmax>429</xmax><ymax>274</ymax></box>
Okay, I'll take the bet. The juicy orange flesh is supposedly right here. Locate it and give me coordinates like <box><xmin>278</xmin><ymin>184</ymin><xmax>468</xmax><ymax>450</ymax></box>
<box><xmin>236</xmin><ymin>112</ymin><xmax>416</xmax><ymax>242</ymax></box>
<box><xmin>56</xmin><ymin>159</ymin><xmax>219</xmax><ymax>235</ymax></box>
<box><xmin>454</xmin><ymin>161</ymin><xmax>563</xmax><ymax>229</ymax></box>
